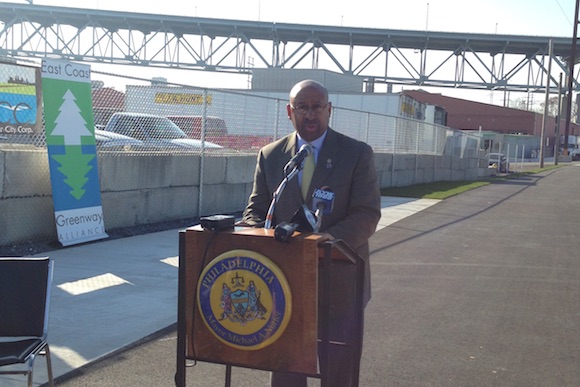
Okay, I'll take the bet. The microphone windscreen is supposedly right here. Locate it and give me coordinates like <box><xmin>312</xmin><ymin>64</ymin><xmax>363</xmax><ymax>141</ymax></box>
<box><xmin>312</xmin><ymin>187</ymin><xmax>335</xmax><ymax>215</ymax></box>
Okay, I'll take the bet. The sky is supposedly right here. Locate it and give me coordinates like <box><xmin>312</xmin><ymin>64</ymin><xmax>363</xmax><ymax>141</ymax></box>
<box><xmin>2</xmin><ymin>0</ymin><xmax>577</xmax><ymax>105</ymax></box>
<box><xmin>21</xmin><ymin>0</ymin><xmax>575</xmax><ymax>36</ymax></box>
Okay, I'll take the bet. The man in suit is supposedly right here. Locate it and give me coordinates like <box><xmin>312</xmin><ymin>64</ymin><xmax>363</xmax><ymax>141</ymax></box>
<box><xmin>241</xmin><ymin>79</ymin><xmax>381</xmax><ymax>387</ymax></box>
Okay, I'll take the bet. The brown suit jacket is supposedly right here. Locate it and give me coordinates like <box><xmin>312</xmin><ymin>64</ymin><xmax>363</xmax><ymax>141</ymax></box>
<box><xmin>242</xmin><ymin>128</ymin><xmax>381</xmax><ymax>305</ymax></box>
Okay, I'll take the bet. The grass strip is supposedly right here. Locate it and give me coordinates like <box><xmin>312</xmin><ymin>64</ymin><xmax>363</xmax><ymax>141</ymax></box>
<box><xmin>380</xmin><ymin>164</ymin><xmax>564</xmax><ymax>200</ymax></box>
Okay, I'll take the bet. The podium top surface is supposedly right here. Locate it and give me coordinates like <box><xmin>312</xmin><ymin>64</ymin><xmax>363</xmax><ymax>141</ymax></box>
<box><xmin>185</xmin><ymin>225</ymin><xmax>320</xmax><ymax>240</ymax></box>
<box><xmin>183</xmin><ymin>225</ymin><xmax>357</xmax><ymax>263</ymax></box>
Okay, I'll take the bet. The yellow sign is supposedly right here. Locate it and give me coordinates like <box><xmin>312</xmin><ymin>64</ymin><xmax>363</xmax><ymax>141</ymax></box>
<box><xmin>154</xmin><ymin>92</ymin><xmax>212</xmax><ymax>105</ymax></box>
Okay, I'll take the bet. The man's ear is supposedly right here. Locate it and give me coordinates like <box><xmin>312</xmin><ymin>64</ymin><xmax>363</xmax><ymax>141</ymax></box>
<box><xmin>286</xmin><ymin>103</ymin><xmax>292</xmax><ymax>119</ymax></box>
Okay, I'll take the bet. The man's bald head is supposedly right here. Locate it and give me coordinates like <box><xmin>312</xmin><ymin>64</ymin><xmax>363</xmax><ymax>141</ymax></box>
<box><xmin>289</xmin><ymin>79</ymin><xmax>329</xmax><ymax>102</ymax></box>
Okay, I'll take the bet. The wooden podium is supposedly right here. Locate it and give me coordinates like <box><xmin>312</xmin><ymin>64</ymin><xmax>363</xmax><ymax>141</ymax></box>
<box><xmin>175</xmin><ymin>225</ymin><xmax>364</xmax><ymax>387</ymax></box>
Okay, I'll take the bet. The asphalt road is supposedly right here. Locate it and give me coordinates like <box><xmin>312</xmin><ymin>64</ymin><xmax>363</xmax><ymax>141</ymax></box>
<box><xmin>53</xmin><ymin>165</ymin><xmax>580</xmax><ymax>387</ymax></box>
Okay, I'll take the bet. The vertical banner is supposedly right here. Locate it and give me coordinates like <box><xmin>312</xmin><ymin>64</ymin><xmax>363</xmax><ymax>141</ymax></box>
<box><xmin>41</xmin><ymin>59</ymin><xmax>108</xmax><ymax>246</ymax></box>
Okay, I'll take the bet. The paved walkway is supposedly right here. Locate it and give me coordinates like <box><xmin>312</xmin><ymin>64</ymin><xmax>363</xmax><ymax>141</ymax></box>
<box><xmin>47</xmin><ymin>165</ymin><xmax>580</xmax><ymax>387</ymax></box>
<box><xmin>1</xmin><ymin>196</ymin><xmax>439</xmax><ymax>386</ymax></box>
<box><xmin>16</xmin><ymin>164</ymin><xmax>580</xmax><ymax>387</ymax></box>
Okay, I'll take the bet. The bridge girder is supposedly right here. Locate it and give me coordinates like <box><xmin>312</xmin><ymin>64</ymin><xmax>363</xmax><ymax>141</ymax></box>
<box><xmin>0</xmin><ymin>2</ymin><xmax>577</xmax><ymax>93</ymax></box>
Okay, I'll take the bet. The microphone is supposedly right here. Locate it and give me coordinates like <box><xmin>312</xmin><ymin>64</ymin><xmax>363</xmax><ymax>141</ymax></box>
<box><xmin>274</xmin><ymin>222</ymin><xmax>299</xmax><ymax>242</ymax></box>
<box><xmin>283</xmin><ymin>143</ymin><xmax>313</xmax><ymax>176</ymax></box>
<box><xmin>265</xmin><ymin>145</ymin><xmax>312</xmax><ymax>229</ymax></box>
<box><xmin>294</xmin><ymin>204</ymin><xmax>317</xmax><ymax>232</ymax></box>
<box><xmin>312</xmin><ymin>187</ymin><xmax>335</xmax><ymax>215</ymax></box>
<box><xmin>274</xmin><ymin>205</ymin><xmax>317</xmax><ymax>242</ymax></box>
<box><xmin>311</xmin><ymin>187</ymin><xmax>335</xmax><ymax>232</ymax></box>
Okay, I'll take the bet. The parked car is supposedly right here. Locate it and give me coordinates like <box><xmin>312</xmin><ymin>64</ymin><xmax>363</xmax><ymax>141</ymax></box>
<box><xmin>95</xmin><ymin>128</ymin><xmax>143</xmax><ymax>150</ymax></box>
<box><xmin>488</xmin><ymin>153</ymin><xmax>509</xmax><ymax>173</ymax></box>
<box><xmin>167</xmin><ymin>115</ymin><xmax>273</xmax><ymax>150</ymax></box>
<box><xmin>104</xmin><ymin>112</ymin><xmax>222</xmax><ymax>150</ymax></box>
<box><xmin>167</xmin><ymin>115</ymin><xmax>228</xmax><ymax>137</ymax></box>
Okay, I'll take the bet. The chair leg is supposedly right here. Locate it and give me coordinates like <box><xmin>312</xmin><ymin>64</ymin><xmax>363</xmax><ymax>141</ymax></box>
<box><xmin>26</xmin><ymin>353</ymin><xmax>36</xmax><ymax>387</ymax></box>
<box><xmin>44</xmin><ymin>344</ymin><xmax>55</xmax><ymax>387</ymax></box>
<box><xmin>27</xmin><ymin>360</ymin><xmax>34</xmax><ymax>387</ymax></box>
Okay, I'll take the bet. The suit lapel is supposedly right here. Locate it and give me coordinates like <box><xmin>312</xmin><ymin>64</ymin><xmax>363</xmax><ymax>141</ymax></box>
<box><xmin>306</xmin><ymin>129</ymin><xmax>339</xmax><ymax>201</ymax></box>
<box><xmin>283</xmin><ymin>134</ymin><xmax>304</xmax><ymax>201</ymax></box>
<box><xmin>283</xmin><ymin>134</ymin><xmax>297</xmax><ymax>156</ymax></box>
<box><xmin>314</xmin><ymin>129</ymin><xmax>339</xmax><ymax>182</ymax></box>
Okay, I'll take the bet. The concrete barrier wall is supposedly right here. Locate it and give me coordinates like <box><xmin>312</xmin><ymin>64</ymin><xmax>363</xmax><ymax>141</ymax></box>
<box><xmin>0</xmin><ymin>148</ymin><xmax>486</xmax><ymax>246</ymax></box>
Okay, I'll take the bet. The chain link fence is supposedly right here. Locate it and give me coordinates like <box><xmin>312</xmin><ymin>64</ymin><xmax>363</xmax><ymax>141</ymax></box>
<box><xmin>1</xmin><ymin>60</ymin><xmax>483</xmax><ymax>248</ymax></box>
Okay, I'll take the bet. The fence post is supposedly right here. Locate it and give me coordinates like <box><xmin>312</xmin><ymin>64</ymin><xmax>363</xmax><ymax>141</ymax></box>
<box><xmin>365</xmin><ymin>112</ymin><xmax>370</xmax><ymax>145</ymax></box>
<box><xmin>198</xmin><ymin>88</ymin><xmax>208</xmax><ymax>216</ymax></box>
<box><xmin>506</xmin><ymin>143</ymin><xmax>511</xmax><ymax>173</ymax></box>
<box><xmin>274</xmin><ymin>99</ymin><xmax>280</xmax><ymax>140</ymax></box>
<box><xmin>392</xmin><ymin>119</ymin><xmax>397</xmax><ymax>186</ymax></box>
<box><xmin>415</xmin><ymin>123</ymin><xmax>419</xmax><ymax>183</ymax></box>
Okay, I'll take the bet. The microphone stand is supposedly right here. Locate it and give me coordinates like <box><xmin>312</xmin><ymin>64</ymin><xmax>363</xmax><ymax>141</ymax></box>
<box><xmin>264</xmin><ymin>166</ymin><xmax>301</xmax><ymax>229</ymax></box>
<box><xmin>313</xmin><ymin>208</ymin><xmax>323</xmax><ymax>233</ymax></box>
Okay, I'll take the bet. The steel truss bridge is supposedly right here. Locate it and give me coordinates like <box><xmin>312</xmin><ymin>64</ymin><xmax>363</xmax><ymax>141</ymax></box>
<box><xmin>0</xmin><ymin>2</ymin><xmax>578</xmax><ymax>94</ymax></box>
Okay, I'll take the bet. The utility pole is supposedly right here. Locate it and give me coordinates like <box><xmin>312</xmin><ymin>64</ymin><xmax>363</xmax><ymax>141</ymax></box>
<box><xmin>563</xmin><ymin>0</ymin><xmax>580</xmax><ymax>155</ymax></box>
<box><xmin>540</xmin><ymin>39</ymin><xmax>553</xmax><ymax>168</ymax></box>
<box><xmin>555</xmin><ymin>73</ymin><xmax>563</xmax><ymax>165</ymax></box>
<box><xmin>425</xmin><ymin>3</ymin><xmax>430</xmax><ymax>31</ymax></box>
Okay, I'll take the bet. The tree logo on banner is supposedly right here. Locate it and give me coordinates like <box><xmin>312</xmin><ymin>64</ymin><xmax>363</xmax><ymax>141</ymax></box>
<box><xmin>50</xmin><ymin>89</ymin><xmax>94</xmax><ymax>200</ymax></box>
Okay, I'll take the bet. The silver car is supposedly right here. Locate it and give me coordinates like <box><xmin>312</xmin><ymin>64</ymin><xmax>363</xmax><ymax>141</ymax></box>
<box><xmin>103</xmin><ymin>112</ymin><xmax>222</xmax><ymax>151</ymax></box>
<box><xmin>95</xmin><ymin>128</ymin><xmax>143</xmax><ymax>150</ymax></box>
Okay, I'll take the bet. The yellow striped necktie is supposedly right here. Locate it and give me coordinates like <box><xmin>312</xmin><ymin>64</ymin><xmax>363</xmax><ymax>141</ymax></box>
<box><xmin>301</xmin><ymin>149</ymin><xmax>315</xmax><ymax>200</ymax></box>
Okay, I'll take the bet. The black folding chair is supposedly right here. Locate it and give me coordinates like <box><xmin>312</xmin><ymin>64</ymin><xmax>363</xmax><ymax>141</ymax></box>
<box><xmin>0</xmin><ymin>257</ymin><xmax>55</xmax><ymax>387</ymax></box>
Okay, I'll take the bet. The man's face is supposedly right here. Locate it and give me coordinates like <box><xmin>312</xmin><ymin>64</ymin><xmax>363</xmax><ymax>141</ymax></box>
<box><xmin>287</xmin><ymin>85</ymin><xmax>331</xmax><ymax>142</ymax></box>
